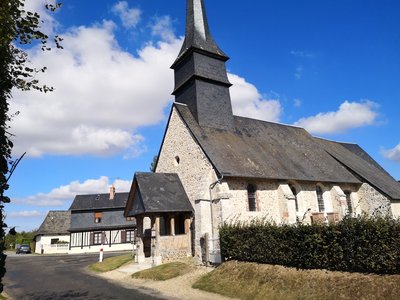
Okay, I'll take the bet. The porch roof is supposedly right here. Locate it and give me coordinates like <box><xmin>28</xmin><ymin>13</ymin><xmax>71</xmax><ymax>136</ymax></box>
<box><xmin>125</xmin><ymin>172</ymin><xmax>193</xmax><ymax>217</ymax></box>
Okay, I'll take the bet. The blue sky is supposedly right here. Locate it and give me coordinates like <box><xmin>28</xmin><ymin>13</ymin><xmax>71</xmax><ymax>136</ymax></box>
<box><xmin>6</xmin><ymin>0</ymin><xmax>400</xmax><ymax>232</ymax></box>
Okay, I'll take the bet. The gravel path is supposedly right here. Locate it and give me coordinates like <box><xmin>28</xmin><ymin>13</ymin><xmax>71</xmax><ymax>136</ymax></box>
<box><xmin>98</xmin><ymin>263</ymin><xmax>235</xmax><ymax>300</ymax></box>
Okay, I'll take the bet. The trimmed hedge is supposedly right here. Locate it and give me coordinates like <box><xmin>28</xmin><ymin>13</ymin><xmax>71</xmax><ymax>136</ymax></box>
<box><xmin>220</xmin><ymin>216</ymin><xmax>400</xmax><ymax>274</ymax></box>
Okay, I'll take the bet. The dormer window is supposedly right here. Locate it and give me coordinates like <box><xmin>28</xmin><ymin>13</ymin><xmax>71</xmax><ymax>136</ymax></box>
<box><xmin>247</xmin><ymin>184</ymin><xmax>257</xmax><ymax>211</ymax></box>
<box><xmin>94</xmin><ymin>212</ymin><xmax>102</xmax><ymax>223</ymax></box>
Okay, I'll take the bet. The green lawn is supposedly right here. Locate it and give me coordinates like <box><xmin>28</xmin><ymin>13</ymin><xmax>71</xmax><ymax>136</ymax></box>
<box><xmin>193</xmin><ymin>260</ymin><xmax>400</xmax><ymax>300</ymax></box>
<box><xmin>132</xmin><ymin>261</ymin><xmax>194</xmax><ymax>281</ymax></box>
<box><xmin>88</xmin><ymin>253</ymin><xmax>133</xmax><ymax>273</ymax></box>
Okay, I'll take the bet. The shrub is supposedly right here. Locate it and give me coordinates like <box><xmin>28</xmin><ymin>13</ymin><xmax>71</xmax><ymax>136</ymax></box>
<box><xmin>220</xmin><ymin>215</ymin><xmax>400</xmax><ymax>274</ymax></box>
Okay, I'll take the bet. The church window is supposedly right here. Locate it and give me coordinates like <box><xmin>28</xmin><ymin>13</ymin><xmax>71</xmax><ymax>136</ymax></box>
<box><xmin>316</xmin><ymin>186</ymin><xmax>325</xmax><ymax>212</ymax></box>
<box><xmin>345</xmin><ymin>191</ymin><xmax>353</xmax><ymax>215</ymax></box>
<box><xmin>247</xmin><ymin>184</ymin><xmax>257</xmax><ymax>211</ymax></box>
<box><xmin>174</xmin><ymin>156</ymin><xmax>180</xmax><ymax>166</ymax></box>
<box><xmin>290</xmin><ymin>185</ymin><xmax>299</xmax><ymax>212</ymax></box>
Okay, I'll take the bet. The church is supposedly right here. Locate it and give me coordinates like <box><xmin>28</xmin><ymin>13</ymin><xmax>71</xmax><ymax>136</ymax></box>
<box><xmin>124</xmin><ymin>0</ymin><xmax>400</xmax><ymax>265</ymax></box>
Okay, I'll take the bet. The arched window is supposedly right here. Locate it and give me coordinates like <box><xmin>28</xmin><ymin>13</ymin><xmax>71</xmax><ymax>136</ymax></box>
<box><xmin>316</xmin><ymin>185</ymin><xmax>325</xmax><ymax>212</ymax></box>
<box><xmin>247</xmin><ymin>184</ymin><xmax>257</xmax><ymax>211</ymax></box>
<box><xmin>290</xmin><ymin>185</ymin><xmax>299</xmax><ymax>212</ymax></box>
<box><xmin>344</xmin><ymin>191</ymin><xmax>353</xmax><ymax>215</ymax></box>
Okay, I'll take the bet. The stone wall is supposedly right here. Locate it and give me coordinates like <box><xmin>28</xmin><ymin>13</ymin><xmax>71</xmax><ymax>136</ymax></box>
<box><xmin>159</xmin><ymin>235</ymin><xmax>191</xmax><ymax>263</ymax></box>
<box><xmin>156</xmin><ymin>107</ymin><xmax>218</xmax><ymax>260</ymax></box>
<box><xmin>357</xmin><ymin>183</ymin><xmax>392</xmax><ymax>216</ymax></box>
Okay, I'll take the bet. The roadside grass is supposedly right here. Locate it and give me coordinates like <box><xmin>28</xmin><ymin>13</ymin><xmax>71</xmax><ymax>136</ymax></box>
<box><xmin>132</xmin><ymin>261</ymin><xmax>195</xmax><ymax>281</ymax></box>
<box><xmin>89</xmin><ymin>253</ymin><xmax>133</xmax><ymax>273</ymax></box>
<box><xmin>192</xmin><ymin>260</ymin><xmax>400</xmax><ymax>300</ymax></box>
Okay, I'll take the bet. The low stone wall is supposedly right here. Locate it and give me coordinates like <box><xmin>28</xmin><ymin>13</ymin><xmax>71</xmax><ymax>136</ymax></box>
<box><xmin>159</xmin><ymin>235</ymin><xmax>191</xmax><ymax>262</ymax></box>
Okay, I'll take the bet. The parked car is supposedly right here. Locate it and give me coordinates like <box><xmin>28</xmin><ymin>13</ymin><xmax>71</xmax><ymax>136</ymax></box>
<box><xmin>16</xmin><ymin>244</ymin><xmax>31</xmax><ymax>254</ymax></box>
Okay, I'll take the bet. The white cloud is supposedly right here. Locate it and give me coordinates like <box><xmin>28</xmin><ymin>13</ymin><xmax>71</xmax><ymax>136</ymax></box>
<box><xmin>112</xmin><ymin>1</ymin><xmax>141</xmax><ymax>29</ymax></box>
<box><xmin>10</xmin><ymin>20</ymin><xmax>182</xmax><ymax>157</ymax></box>
<box><xmin>10</xmin><ymin>8</ymin><xmax>283</xmax><ymax>157</ymax></box>
<box><xmin>295</xmin><ymin>65</ymin><xmax>303</xmax><ymax>80</ymax></box>
<box><xmin>290</xmin><ymin>50</ymin><xmax>314</xmax><ymax>59</ymax></box>
<box><xmin>24</xmin><ymin>0</ymin><xmax>59</xmax><ymax>35</ymax></box>
<box><xmin>381</xmin><ymin>144</ymin><xmax>400</xmax><ymax>162</ymax></box>
<box><xmin>293</xmin><ymin>98</ymin><xmax>302</xmax><ymax>107</ymax></box>
<box><xmin>229</xmin><ymin>74</ymin><xmax>281</xmax><ymax>122</ymax></box>
<box><xmin>295</xmin><ymin>100</ymin><xmax>378</xmax><ymax>135</ymax></box>
<box><xmin>15</xmin><ymin>176</ymin><xmax>132</xmax><ymax>207</ymax></box>
<box><xmin>151</xmin><ymin>16</ymin><xmax>175</xmax><ymax>43</ymax></box>
<box><xmin>8</xmin><ymin>210</ymin><xmax>44</xmax><ymax>218</ymax></box>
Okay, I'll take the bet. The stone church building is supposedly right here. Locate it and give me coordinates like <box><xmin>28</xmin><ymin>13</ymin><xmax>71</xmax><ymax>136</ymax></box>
<box><xmin>124</xmin><ymin>0</ymin><xmax>400</xmax><ymax>264</ymax></box>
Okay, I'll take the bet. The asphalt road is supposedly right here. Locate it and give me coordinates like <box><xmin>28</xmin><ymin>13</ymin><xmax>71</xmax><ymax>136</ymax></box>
<box><xmin>3</xmin><ymin>252</ymin><xmax>165</xmax><ymax>300</ymax></box>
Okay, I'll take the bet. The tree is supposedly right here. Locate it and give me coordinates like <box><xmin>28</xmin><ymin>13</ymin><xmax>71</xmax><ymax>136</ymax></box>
<box><xmin>150</xmin><ymin>155</ymin><xmax>158</xmax><ymax>172</ymax></box>
<box><xmin>0</xmin><ymin>0</ymin><xmax>61</xmax><ymax>292</ymax></box>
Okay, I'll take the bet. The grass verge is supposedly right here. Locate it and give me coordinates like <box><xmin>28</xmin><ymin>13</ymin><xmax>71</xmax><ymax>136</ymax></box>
<box><xmin>88</xmin><ymin>253</ymin><xmax>133</xmax><ymax>273</ymax></box>
<box><xmin>132</xmin><ymin>261</ymin><xmax>194</xmax><ymax>281</ymax></box>
<box><xmin>192</xmin><ymin>260</ymin><xmax>400</xmax><ymax>300</ymax></box>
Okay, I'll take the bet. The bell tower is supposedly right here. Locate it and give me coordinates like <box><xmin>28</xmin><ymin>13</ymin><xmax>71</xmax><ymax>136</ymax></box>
<box><xmin>171</xmin><ymin>0</ymin><xmax>234</xmax><ymax>131</ymax></box>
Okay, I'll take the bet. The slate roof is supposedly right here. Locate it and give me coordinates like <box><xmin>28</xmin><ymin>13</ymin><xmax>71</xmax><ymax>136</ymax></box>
<box><xmin>173</xmin><ymin>0</ymin><xmax>228</xmax><ymax>66</ymax></box>
<box><xmin>173</xmin><ymin>103</ymin><xmax>400</xmax><ymax>200</ymax></box>
<box><xmin>69</xmin><ymin>192</ymin><xmax>129</xmax><ymax>211</ymax></box>
<box><xmin>175</xmin><ymin>103</ymin><xmax>360</xmax><ymax>183</ymax></box>
<box><xmin>36</xmin><ymin>211</ymin><xmax>71</xmax><ymax>236</ymax></box>
<box><xmin>126</xmin><ymin>173</ymin><xmax>193</xmax><ymax>217</ymax></box>
<box><xmin>315</xmin><ymin>138</ymin><xmax>400</xmax><ymax>200</ymax></box>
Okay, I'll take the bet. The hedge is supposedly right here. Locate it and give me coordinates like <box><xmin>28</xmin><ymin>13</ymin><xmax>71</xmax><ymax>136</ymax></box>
<box><xmin>219</xmin><ymin>216</ymin><xmax>400</xmax><ymax>274</ymax></box>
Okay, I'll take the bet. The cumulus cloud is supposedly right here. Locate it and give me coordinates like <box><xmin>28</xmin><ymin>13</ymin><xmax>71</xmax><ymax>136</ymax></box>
<box><xmin>10</xmin><ymin>20</ymin><xmax>181</xmax><ymax>157</ymax></box>
<box><xmin>112</xmin><ymin>1</ymin><xmax>141</xmax><ymax>29</ymax></box>
<box><xmin>229</xmin><ymin>74</ymin><xmax>281</xmax><ymax>122</ymax></box>
<box><xmin>8</xmin><ymin>210</ymin><xmax>44</xmax><ymax>218</ymax></box>
<box><xmin>295</xmin><ymin>100</ymin><xmax>378</xmax><ymax>135</ymax></box>
<box><xmin>151</xmin><ymin>16</ymin><xmax>175</xmax><ymax>43</ymax></box>
<box><xmin>10</xmin><ymin>6</ymin><xmax>282</xmax><ymax>158</ymax></box>
<box><xmin>14</xmin><ymin>176</ymin><xmax>132</xmax><ymax>207</ymax></box>
<box><xmin>381</xmin><ymin>144</ymin><xmax>400</xmax><ymax>162</ymax></box>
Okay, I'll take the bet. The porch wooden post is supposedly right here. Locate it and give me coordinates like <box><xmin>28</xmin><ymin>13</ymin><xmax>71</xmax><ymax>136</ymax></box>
<box><xmin>185</xmin><ymin>216</ymin><xmax>191</xmax><ymax>256</ymax></box>
<box><xmin>170</xmin><ymin>216</ymin><xmax>175</xmax><ymax>236</ymax></box>
<box><xmin>136</xmin><ymin>216</ymin><xmax>145</xmax><ymax>263</ymax></box>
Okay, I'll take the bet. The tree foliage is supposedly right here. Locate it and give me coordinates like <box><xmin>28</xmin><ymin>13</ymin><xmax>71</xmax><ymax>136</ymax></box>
<box><xmin>0</xmin><ymin>0</ymin><xmax>61</xmax><ymax>292</ymax></box>
<box><xmin>150</xmin><ymin>155</ymin><xmax>158</xmax><ymax>172</ymax></box>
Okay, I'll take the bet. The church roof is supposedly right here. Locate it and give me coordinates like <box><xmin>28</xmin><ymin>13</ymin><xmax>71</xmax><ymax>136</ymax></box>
<box><xmin>175</xmin><ymin>103</ymin><xmax>359</xmax><ymax>183</ymax></box>
<box><xmin>315</xmin><ymin>138</ymin><xmax>400</xmax><ymax>199</ymax></box>
<box><xmin>36</xmin><ymin>211</ymin><xmax>71</xmax><ymax>236</ymax></box>
<box><xmin>174</xmin><ymin>103</ymin><xmax>400</xmax><ymax>199</ymax></box>
<box><xmin>69</xmin><ymin>192</ymin><xmax>129</xmax><ymax>211</ymax></box>
<box><xmin>125</xmin><ymin>173</ymin><xmax>193</xmax><ymax>217</ymax></box>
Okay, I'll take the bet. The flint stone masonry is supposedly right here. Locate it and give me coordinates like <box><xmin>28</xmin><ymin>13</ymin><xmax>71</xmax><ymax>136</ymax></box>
<box><xmin>156</xmin><ymin>107</ymin><xmax>218</xmax><ymax>258</ymax></box>
<box><xmin>357</xmin><ymin>183</ymin><xmax>392</xmax><ymax>216</ymax></box>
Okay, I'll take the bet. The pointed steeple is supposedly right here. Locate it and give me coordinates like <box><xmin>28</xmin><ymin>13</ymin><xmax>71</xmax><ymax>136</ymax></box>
<box><xmin>172</xmin><ymin>0</ymin><xmax>234</xmax><ymax>131</ymax></box>
<box><xmin>175</xmin><ymin>0</ymin><xmax>228</xmax><ymax>62</ymax></box>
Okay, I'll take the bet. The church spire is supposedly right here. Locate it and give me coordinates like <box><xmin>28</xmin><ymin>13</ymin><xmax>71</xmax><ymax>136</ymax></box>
<box><xmin>176</xmin><ymin>0</ymin><xmax>228</xmax><ymax>62</ymax></box>
<box><xmin>172</xmin><ymin>0</ymin><xmax>234</xmax><ymax>131</ymax></box>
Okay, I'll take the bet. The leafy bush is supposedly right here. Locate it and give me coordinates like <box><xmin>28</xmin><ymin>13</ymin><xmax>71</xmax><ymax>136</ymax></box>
<box><xmin>220</xmin><ymin>216</ymin><xmax>400</xmax><ymax>274</ymax></box>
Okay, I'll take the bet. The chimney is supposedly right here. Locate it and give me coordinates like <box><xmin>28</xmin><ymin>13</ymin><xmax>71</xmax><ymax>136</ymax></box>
<box><xmin>109</xmin><ymin>184</ymin><xmax>115</xmax><ymax>200</ymax></box>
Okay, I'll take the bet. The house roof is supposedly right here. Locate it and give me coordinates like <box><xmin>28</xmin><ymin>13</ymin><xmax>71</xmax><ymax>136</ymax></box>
<box><xmin>69</xmin><ymin>192</ymin><xmax>129</xmax><ymax>211</ymax></box>
<box><xmin>315</xmin><ymin>138</ymin><xmax>400</xmax><ymax>200</ymax></box>
<box><xmin>125</xmin><ymin>173</ymin><xmax>193</xmax><ymax>217</ymax></box>
<box><xmin>36</xmin><ymin>211</ymin><xmax>71</xmax><ymax>236</ymax></box>
<box><xmin>173</xmin><ymin>103</ymin><xmax>400</xmax><ymax>200</ymax></box>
